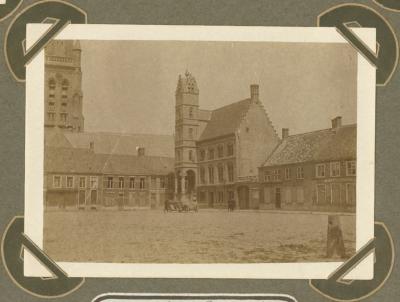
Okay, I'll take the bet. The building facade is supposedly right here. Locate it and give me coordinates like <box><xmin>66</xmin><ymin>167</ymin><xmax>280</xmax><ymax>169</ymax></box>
<box><xmin>259</xmin><ymin>117</ymin><xmax>356</xmax><ymax>213</ymax></box>
<box><xmin>44</xmin><ymin>40</ymin><xmax>85</xmax><ymax>132</ymax></box>
<box><xmin>174</xmin><ymin>72</ymin><xmax>280</xmax><ymax>208</ymax></box>
<box><xmin>44</xmin><ymin>146</ymin><xmax>174</xmax><ymax>209</ymax></box>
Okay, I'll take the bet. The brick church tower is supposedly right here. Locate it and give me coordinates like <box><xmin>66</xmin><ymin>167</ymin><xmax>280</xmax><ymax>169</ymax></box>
<box><xmin>174</xmin><ymin>71</ymin><xmax>199</xmax><ymax>200</ymax></box>
<box><xmin>44</xmin><ymin>40</ymin><xmax>84</xmax><ymax>132</ymax></box>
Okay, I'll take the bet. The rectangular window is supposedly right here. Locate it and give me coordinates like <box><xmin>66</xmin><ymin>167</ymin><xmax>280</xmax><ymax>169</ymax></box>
<box><xmin>208</xmin><ymin>148</ymin><xmax>215</xmax><ymax>160</ymax></box>
<box><xmin>296</xmin><ymin>167</ymin><xmax>304</xmax><ymax>179</ymax></box>
<box><xmin>227</xmin><ymin>163</ymin><xmax>234</xmax><ymax>182</ymax></box>
<box><xmin>331</xmin><ymin>183</ymin><xmax>341</xmax><ymax>205</ymax></box>
<box><xmin>189</xmin><ymin>128</ymin><xmax>194</xmax><ymax>139</ymax></box>
<box><xmin>227</xmin><ymin>143</ymin><xmax>234</xmax><ymax>156</ymax></box>
<box><xmin>90</xmin><ymin>176</ymin><xmax>98</xmax><ymax>189</ymax></box>
<box><xmin>346</xmin><ymin>183</ymin><xmax>356</xmax><ymax>205</ymax></box>
<box><xmin>284</xmin><ymin>187</ymin><xmax>292</xmax><ymax>204</ymax></box>
<box><xmin>189</xmin><ymin>150</ymin><xmax>194</xmax><ymax>161</ymax></box>
<box><xmin>151</xmin><ymin>177</ymin><xmax>156</xmax><ymax>188</ymax></box>
<box><xmin>140</xmin><ymin>177</ymin><xmax>146</xmax><ymax>189</ymax></box>
<box><xmin>79</xmin><ymin>176</ymin><xmax>86</xmax><ymax>188</ymax></box>
<box><xmin>272</xmin><ymin>169</ymin><xmax>281</xmax><ymax>181</ymax></box>
<box><xmin>53</xmin><ymin>175</ymin><xmax>61</xmax><ymax>188</ymax></box>
<box><xmin>346</xmin><ymin>161</ymin><xmax>356</xmax><ymax>176</ymax></box>
<box><xmin>264</xmin><ymin>171</ymin><xmax>271</xmax><ymax>182</ymax></box>
<box><xmin>208</xmin><ymin>166</ymin><xmax>214</xmax><ymax>184</ymax></box>
<box><xmin>160</xmin><ymin>177</ymin><xmax>165</xmax><ymax>188</ymax></box>
<box><xmin>218</xmin><ymin>165</ymin><xmax>224</xmax><ymax>183</ymax></box>
<box><xmin>199</xmin><ymin>149</ymin><xmax>205</xmax><ymax>161</ymax></box>
<box><xmin>317</xmin><ymin>184</ymin><xmax>326</xmax><ymax>204</ymax></box>
<box><xmin>118</xmin><ymin>177</ymin><xmax>124</xmax><ymax>189</ymax></box>
<box><xmin>66</xmin><ymin>176</ymin><xmax>74</xmax><ymax>188</ymax></box>
<box><xmin>285</xmin><ymin>168</ymin><xmax>290</xmax><ymax>180</ymax></box>
<box><xmin>218</xmin><ymin>191</ymin><xmax>224</xmax><ymax>203</ymax></box>
<box><xmin>217</xmin><ymin>145</ymin><xmax>224</xmax><ymax>158</ymax></box>
<box><xmin>60</xmin><ymin>113</ymin><xmax>67</xmax><ymax>122</ymax></box>
<box><xmin>296</xmin><ymin>187</ymin><xmax>304</xmax><ymax>203</ymax></box>
<box><xmin>330</xmin><ymin>162</ymin><xmax>341</xmax><ymax>177</ymax></box>
<box><xmin>316</xmin><ymin>164</ymin><xmax>326</xmax><ymax>178</ymax></box>
<box><xmin>129</xmin><ymin>177</ymin><xmax>135</xmax><ymax>189</ymax></box>
<box><xmin>106</xmin><ymin>177</ymin><xmax>113</xmax><ymax>189</ymax></box>
<box><xmin>47</xmin><ymin>112</ymin><xmax>55</xmax><ymax>121</ymax></box>
<box><xmin>200</xmin><ymin>167</ymin><xmax>206</xmax><ymax>184</ymax></box>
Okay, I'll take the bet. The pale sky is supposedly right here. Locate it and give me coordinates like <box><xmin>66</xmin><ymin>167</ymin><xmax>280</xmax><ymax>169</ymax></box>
<box><xmin>80</xmin><ymin>40</ymin><xmax>357</xmax><ymax>136</ymax></box>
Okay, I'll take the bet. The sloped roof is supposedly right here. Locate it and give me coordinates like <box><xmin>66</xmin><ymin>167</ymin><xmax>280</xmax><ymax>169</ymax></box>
<box><xmin>44</xmin><ymin>147</ymin><xmax>174</xmax><ymax>175</ymax></box>
<box><xmin>199</xmin><ymin>99</ymin><xmax>252</xmax><ymax>141</ymax></box>
<box><xmin>198</xmin><ymin>109</ymin><xmax>212</xmax><ymax>121</ymax></box>
<box><xmin>263</xmin><ymin>124</ymin><xmax>356</xmax><ymax>166</ymax></box>
<box><xmin>44</xmin><ymin>147</ymin><xmax>105</xmax><ymax>174</ymax></box>
<box><xmin>44</xmin><ymin>129</ymin><xmax>174</xmax><ymax>158</ymax></box>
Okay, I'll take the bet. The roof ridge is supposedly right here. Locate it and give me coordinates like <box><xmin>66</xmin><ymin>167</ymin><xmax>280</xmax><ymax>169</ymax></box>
<box><xmin>72</xmin><ymin>131</ymin><xmax>173</xmax><ymax>137</ymax></box>
<box><xmin>208</xmin><ymin>98</ymin><xmax>251</xmax><ymax>112</ymax></box>
<box><xmin>283</xmin><ymin>123</ymin><xmax>356</xmax><ymax>139</ymax></box>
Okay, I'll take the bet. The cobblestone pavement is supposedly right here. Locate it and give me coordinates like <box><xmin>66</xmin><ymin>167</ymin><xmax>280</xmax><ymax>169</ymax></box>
<box><xmin>43</xmin><ymin>209</ymin><xmax>356</xmax><ymax>263</ymax></box>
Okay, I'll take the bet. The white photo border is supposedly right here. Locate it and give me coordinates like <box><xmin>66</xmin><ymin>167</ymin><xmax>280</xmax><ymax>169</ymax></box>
<box><xmin>24</xmin><ymin>24</ymin><xmax>376</xmax><ymax>279</ymax></box>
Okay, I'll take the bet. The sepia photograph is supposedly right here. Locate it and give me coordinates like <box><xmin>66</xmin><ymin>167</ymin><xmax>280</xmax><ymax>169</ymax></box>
<box><xmin>24</xmin><ymin>25</ymin><xmax>375</xmax><ymax>279</ymax></box>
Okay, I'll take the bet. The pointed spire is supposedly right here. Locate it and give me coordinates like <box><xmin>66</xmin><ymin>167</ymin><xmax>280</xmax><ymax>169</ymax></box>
<box><xmin>176</xmin><ymin>70</ymin><xmax>199</xmax><ymax>95</ymax></box>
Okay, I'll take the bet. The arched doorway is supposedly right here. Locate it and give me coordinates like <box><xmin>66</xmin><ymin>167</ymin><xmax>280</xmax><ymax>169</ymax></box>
<box><xmin>237</xmin><ymin>186</ymin><xmax>250</xmax><ymax>209</ymax></box>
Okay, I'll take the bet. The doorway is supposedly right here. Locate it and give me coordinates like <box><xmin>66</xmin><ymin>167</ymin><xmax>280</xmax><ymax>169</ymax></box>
<box><xmin>90</xmin><ymin>190</ymin><xmax>97</xmax><ymax>206</ymax></box>
<box><xmin>275</xmin><ymin>187</ymin><xmax>281</xmax><ymax>209</ymax></box>
<box><xmin>78</xmin><ymin>190</ymin><xmax>86</xmax><ymax>208</ymax></box>
<box><xmin>237</xmin><ymin>186</ymin><xmax>250</xmax><ymax>209</ymax></box>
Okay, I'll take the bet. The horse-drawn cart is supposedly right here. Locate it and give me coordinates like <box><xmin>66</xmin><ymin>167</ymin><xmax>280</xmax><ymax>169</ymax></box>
<box><xmin>164</xmin><ymin>199</ymin><xmax>198</xmax><ymax>212</ymax></box>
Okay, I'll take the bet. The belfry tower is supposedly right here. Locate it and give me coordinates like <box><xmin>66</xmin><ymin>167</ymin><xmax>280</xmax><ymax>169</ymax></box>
<box><xmin>174</xmin><ymin>71</ymin><xmax>199</xmax><ymax>200</ymax></box>
<box><xmin>44</xmin><ymin>40</ymin><xmax>85</xmax><ymax>132</ymax></box>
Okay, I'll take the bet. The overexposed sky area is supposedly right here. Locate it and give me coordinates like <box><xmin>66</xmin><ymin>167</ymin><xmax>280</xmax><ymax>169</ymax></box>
<box><xmin>80</xmin><ymin>40</ymin><xmax>357</xmax><ymax>136</ymax></box>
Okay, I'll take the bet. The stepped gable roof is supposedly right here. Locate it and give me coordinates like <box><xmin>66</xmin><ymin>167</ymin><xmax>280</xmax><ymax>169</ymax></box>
<box><xmin>44</xmin><ymin>147</ymin><xmax>174</xmax><ymax>175</ymax></box>
<box><xmin>44</xmin><ymin>129</ymin><xmax>175</xmax><ymax>158</ymax></box>
<box><xmin>263</xmin><ymin>124</ymin><xmax>356</xmax><ymax>167</ymax></box>
<box><xmin>198</xmin><ymin>98</ymin><xmax>252</xmax><ymax>141</ymax></box>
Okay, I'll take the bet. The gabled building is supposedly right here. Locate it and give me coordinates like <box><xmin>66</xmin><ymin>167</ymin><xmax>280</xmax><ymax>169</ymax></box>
<box><xmin>174</xmin><ymin>71</ymin><xmax>280</xmax><ymax>208</ymax></box>
<box><xmin>259</xmin><ymin>117</ymin><xmax>356</xmax><ymax>212</ymax></box>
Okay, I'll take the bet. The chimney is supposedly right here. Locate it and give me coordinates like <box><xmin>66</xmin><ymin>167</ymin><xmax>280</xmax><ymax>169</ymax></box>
<box><xmin>282</xmin><ymin>128</ymin><xmax>289</xmax><ymax>139</ymax></box>
<box><xmin>331</xmin><ymin>116</ymin><xmax>342</xmax><ymax>129</ymax></box>
<box><xmin>250</xmin><ymin>84</ymin><xmax>259</xmax><ymax>102</ymax></box>
<box><xmin>137</xmin><ymin>147</ymin><xmax>145</xmax><ymax>156</ymax></box>
<box><xmin>89</xmin><ymin>141</ymin><xmax>94</xmax><ymax>151</ymax></box>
